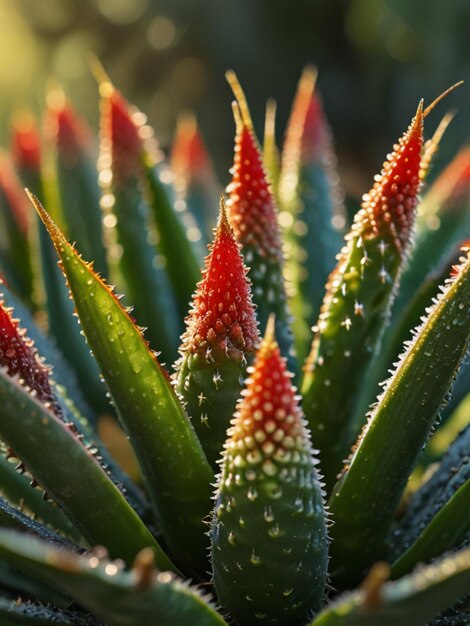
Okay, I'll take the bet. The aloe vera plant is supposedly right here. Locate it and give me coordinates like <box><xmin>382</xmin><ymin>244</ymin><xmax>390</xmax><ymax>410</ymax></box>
<box><xmin>0</xmin><ymin>65</ymin><xmax>468</xmax><ymax>626</ymax></box>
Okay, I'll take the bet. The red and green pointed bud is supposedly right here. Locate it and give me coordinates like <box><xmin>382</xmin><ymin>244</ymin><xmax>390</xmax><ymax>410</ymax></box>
<box><xmin>280</xmin><ymin>67</ymin><xmax>345</xmax><ymax>361</ymax></box>
<box><xmin>175</xmin><ymin>197</ymin><xmax>259</xmax><ymax>468</ymax></box>
<box><xmin>171</xmin><ymin>112</ymin><xmax>219</xmax><ymax>244</ymax></box>
<box><xmin>44</xmin><ymin>89</ymin><xmax>108</xmax><ymax>278</ymax></box>
<box><xmin>96</xmin><ymin>69</ymin><xmax>180</xmax><ymax>363</ymax></box>
<box><xmin>301</xmin><ymin>100</ymin><xmax>424</xmax><ymax>491</ymax></box>
<box><xmin>211</xmin><ymin>317</ymin><xmax>328</xmax><ymax>626</ymax></box>
<box><xmin>0</xmin><ymin>153</ymin><xmax>34</xmax><ymax>306</ymax></box>
<box><xmin>225</xmin><ymin>71</ymin><xmax>294</xmax><ymax>370</ymax></box>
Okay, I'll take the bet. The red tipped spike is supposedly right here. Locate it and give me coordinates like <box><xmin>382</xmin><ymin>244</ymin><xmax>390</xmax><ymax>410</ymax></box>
<box><xmin>0</xmin><ymin>300</ymin><xmax>59</xmax><ymax>414</ymax></box>
<box><xmin>171</xmin><ymin>112</ymin><xmax>211</xmax><ymax>182</ymax></box>
<box><xmin>100</xmin><ymin>86</ymin><xmax>145</xmax><ymax>188</ymax></box>
<box><xmin>226</xmin><ymin>71</ymin><xmax>283</xmax><ymax>260</ymax></box>
<box><xmin>229</xmin><ymin>317</ymin><xmax>307</xmax><ymax>449</ymax></box>
<box><xmin>0</xmin><ymin>154</ymin><xmax>30</xmax><ymax>234</ymax></box>
<box><xmin>10</xmin><ymin>111</ymin><xmax>41</xmax><ymax>172</ymax></box>
<box><xmin>181</xmin><ymin>197</ymin><xmax>259</xmax><ymax>361</ymax></box>
<box><xmin>426</xmin><ymin>147</ymin><xmax>470</xmax><ymax>213</ymax></box>
<box><xmin>361</xmin><ymin>101</ymin><xmax>424</xmax><ymax>249</ymax></box>
<box><xmin>283</xmin><ymin>66</ymin><xmax>331</xmax><ymax>165</ymax></box>
<box><xmin>45</xmin><ymin>93</ymin><xmax>92</xmax><ymax>163</ymax></box>
<box><xmin>226</xmin><ymin>114</ymin><xmax>282</xmax><ymax>263</ymax></box>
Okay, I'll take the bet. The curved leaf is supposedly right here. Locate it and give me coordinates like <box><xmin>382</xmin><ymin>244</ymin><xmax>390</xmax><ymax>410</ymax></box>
<box><xmin>0</xmin><ymin>528</ymin><xmax>227</xmax><ymax>626</ymax></box>
<box><xmin>309</xmin><ymin>547</ymin><xmax>470</xmax><ymax>626</ymax></box>
<box><xmin>0</xmin><ymin>368</ymin><xmax>172</xmax><ymax>569</ymax></box>
<box><xmin>29</xmin><ymin>191</ymin><xmax>213</xmax><ymax>576</ymax></box>
<box><xmin>390</xmin><ymin>424</ymin><xmax>470</xmax><ymax>577</ymax></box>
<box><xmin>329</xmin><ymin>243</ymin><xmax>470</xmax><ymax>586</ymax></box>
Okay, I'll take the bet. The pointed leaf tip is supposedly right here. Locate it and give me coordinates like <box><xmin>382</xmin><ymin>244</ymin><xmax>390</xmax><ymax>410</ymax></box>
<box><xmin>45</xmin><ymin>97</ymin><xmax>91</xmax><ymax>158</ymax></box>
<box><xmin>10</xmin><ymin>111</ymin><xmax>41</xmax><ymax>171</ymax></box>
<box><xmin>263</xmin><ymin>313</ymin><xmax>276</xmax><ymax>344</ymax></box>
<box><xmin>99</xmin><ymin>81</ymin><xmax>148</xmax><ymax>187</ymax></box>
<box><xmin>181</xmin><ymin>196</ymin><xmax>259</xmax><ymax>361</ymax></box>
<box><xmin>26</xmin><ymin>189</ymin><xmax>63</xmax><ymax>250</ymax></box>
<box><xmin>361</xmin><ymin>102</ymin><xmax>424</xmax><ymax>249</ymax></box>
<box><xmin>227</xmin><ymin>120</ymin><xmax>283</xmax><ymax>261</ymax></box>
<box><xmin>423</xmin><ymin>80</ymin><xmax>464</xmax><ymax>118</ymax></box>
<box><xmin>225</xmin><ymin>70</ymin><xmax>254</xmax><ymax>130</ymax></box>
<box><xmin>171</xmin><ymin>111</ymin><xmax>210</xmax><ymax>179</ymax></box>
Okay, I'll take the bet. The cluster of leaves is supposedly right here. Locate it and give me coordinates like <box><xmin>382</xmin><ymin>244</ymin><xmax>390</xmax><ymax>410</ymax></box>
<box><xmin>0</xmin><ymin>63</ymin><xmax>468</xmax><ymax>625</ymax></box>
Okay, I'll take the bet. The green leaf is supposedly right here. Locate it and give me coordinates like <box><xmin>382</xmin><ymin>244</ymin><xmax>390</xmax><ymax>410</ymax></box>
<box><xmin>0</xmin><ymin>528</ymin><xmax>227</xmax><ymax>626</ymax></box>
<box><xmin>0</xmin><ymin>597</ymin><xmax>103</xmax><ymax>626</ymax></box>
<box><xmin>0</xmin><ymin>368</ymin><xmax>172</xmax><ymax>570</ymax></box>
<box><xmin>279</xmin><ymin>67</ymin><xmax>344</xmax><ymax>363</ymax></box>
<box><xmin>171</xmin><ymin>111</ymin><xmax>219</xmax><ymax>245</ymax></box>
<box><xmin>48</xmin><ymin>97</ymin><xmax>108</xmax><ymax>279</ymax></box>
<box><xmin>38</xmin><ymin>146</ymin><xmax>111</xmax><ymax>416</ymax></box>
<box><xmin>0</xmin><ymin>495</ymin><xmax>78</xmax><ymax>549</ymax></box>
<box><xmin>104</xmin><ymin>179</ymin><xmax>180</xmax><ymax>365</ymax></box>
<box><xmin>352</xmin><ymin>240</ymin><xmax>465</xmax><ymax>435</ymax></box>
<box><xmin>30</xmin><ymin>191</ymin><xmax>213</xmax><ymax>576</ymax></box>
<box><xmin>0</xmin><ymin>453</ymin><xmax>78</xmax><ymax>539</ymax></box>
<box><xmin>309</xmin><ymin>547</ymin><xmax>470</xmax><ymax>626</ymax></box>
<box><xmin>329</xmin><ymin>243</ymin><xmax>470</xmax><ymax>587</ymax></box>
<box><xmin>144</xmin><ymin>161</ymin><xmax>201</xmax><ymax>318</ymax></box>
<box><xmin>390</xmin><ymin>424</ymin><xmax>470</xmax><ymax>578</ymax></box>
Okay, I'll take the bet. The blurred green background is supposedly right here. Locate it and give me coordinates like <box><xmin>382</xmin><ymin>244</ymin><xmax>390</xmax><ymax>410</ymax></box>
<box><xmin>1</xmin><ymin>0</ymin><xmax>469</xmax><ymax>196</ymax></box>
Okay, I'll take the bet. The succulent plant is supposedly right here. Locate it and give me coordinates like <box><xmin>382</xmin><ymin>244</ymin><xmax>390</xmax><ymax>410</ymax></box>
<box><xmin>0</xmin><ymin>64</ymin><xmax>468</xmax><ymax>626</ymax></box>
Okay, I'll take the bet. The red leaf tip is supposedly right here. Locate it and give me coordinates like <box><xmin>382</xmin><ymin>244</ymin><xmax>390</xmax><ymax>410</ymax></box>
<box><xmin>361</xmin><ymin>101</ymin><xmax>424</xmax><ymax>248</ymax></box>
<box><xmin>10</xmin><ymin>111</ymin><xmax>41</xmax><ymax>172</ymax></box>
<box><xmin>93</xmin><ymin>59</ymin><xmax>158</xmax><ymax>189</ymax></box>
<box><xmin>284</xmin><ymin>66</ymin><xmax>331</xmax><ymax>164</ymax></box>
<box><xmin>227</xmin><ymin>124</ymin><xmax>283</xmax><ymax>260</ymax></box>
<box><xmin>0</xmin><ymin>296</ymin><xmax>59</xmax><ymax>414</ymax></box>
<box><xmin>427</xmin><ymin>146</ymin><xmax>470</xmax><ymax>214</ymax></box>
<box><xmin>0</xmin><ymin>154</ymin><xmax>30</xmax><ymax>234</ymax></box>
<box><xmin>171</xmin><ymin>112</ymin><xmax>211</xmax><ymax>182</ymax></box>
<box><xmin>45</xmin><ymin>90</ymin><xmax>92</xmax><ymax>162</ymax></box>
<box><xmin>182</xmin><ymin>196</ymin><xmax>259</xmax><ymax>362</ymax></box>
<box><xmin>100</xmin><ymin>87</ymin><xmax>146</xmax><ymax>188</ymax></box>
<box><xmin>227</xmin><ymin>319</ymin><xmax>310</xmax><ymax>461</ymax></box>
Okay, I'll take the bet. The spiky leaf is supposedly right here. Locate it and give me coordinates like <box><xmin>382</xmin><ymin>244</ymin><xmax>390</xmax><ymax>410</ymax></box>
<box><xmin>175</xmin><ymin>199</ymin><xmax>259</xmax><ymax>468</ymax></box>
<box><xmin>302</xmin><ymin>102</ymin><xmax>424</xmax><ymax>490</ymax></box>
<box><xmin>309</xmin><ymin>548</ymin><xmax>470</xmax><ymax>626</ymax></box>
<box><xmin>329</xmin><ymin>242</ymin><xmax>470</xmax><ymax>586</ymax></box>
<box><xmin>171</xmin><ymin>112</ymin><xmax>219</xmax><ymax>244</ymax></box>
<box><xmin>390</xmin><ymin>424</ymin><xmax>470</xmax><ymax>578</ymax></box>
<box><xmin>30</xmin><ymin>192</ymin><xmax>212</xmax><ymax>576</ymax></box>
<box><xmin>279</xmin><ymin>67</ymin><xmax>345</xmax><ymax>362</ymax></box>
<box><xmin>0</xmin><ymin>528</ymin><xmax>227</xmax><ymax>626</ymax></box>
<box><xmin>98</xmin><ymin>79</ymin><xmax>180</xmax><ymax>362</ymax></box>
<box><xmin>226</xmin><ymin>71</ymin><xmax>295</xmax><ymax>371</ymax></box>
